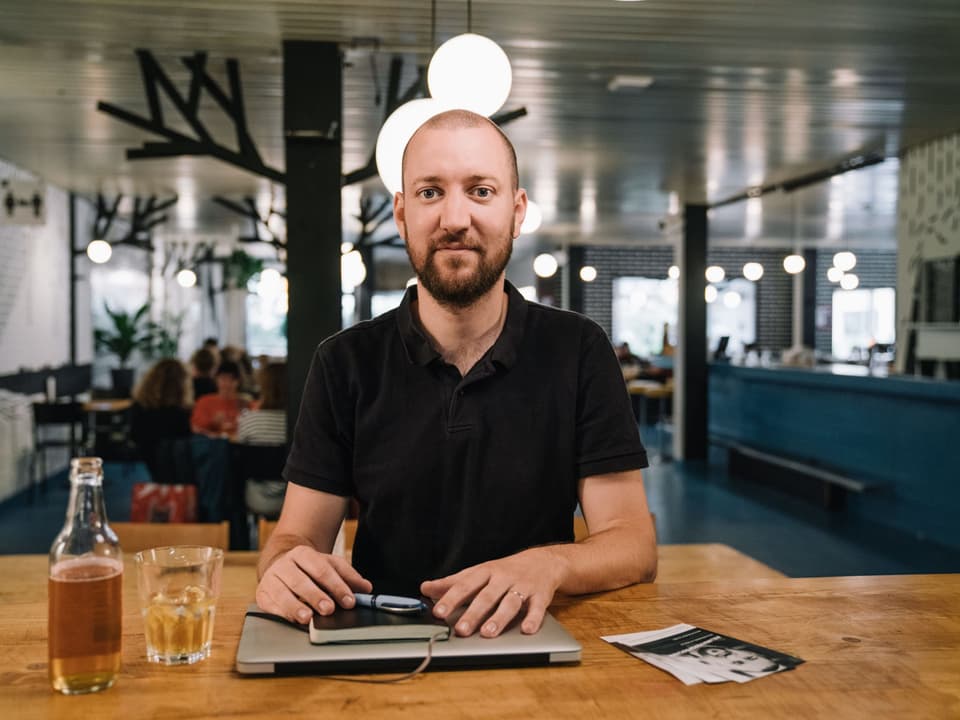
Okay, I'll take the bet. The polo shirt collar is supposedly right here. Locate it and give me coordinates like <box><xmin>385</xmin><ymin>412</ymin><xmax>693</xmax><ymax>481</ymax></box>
<box><xmin>396</xmin><ymin>280</ymin><xmax>528</xmax><ymax>370</ymax></box>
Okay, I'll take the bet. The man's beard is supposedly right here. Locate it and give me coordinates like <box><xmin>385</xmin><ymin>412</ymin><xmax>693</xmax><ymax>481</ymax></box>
<box><xmin>406</xmin><ymin>231</ymin><xmax>513</xmax><ymax>309</ymax></box>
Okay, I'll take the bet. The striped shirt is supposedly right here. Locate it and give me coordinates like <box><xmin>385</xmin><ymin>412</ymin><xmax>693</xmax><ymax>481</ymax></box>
<box><xmin>236</xmin><ymin>409</ymin><xmax>286</xmax><ymax>445</ymax></box>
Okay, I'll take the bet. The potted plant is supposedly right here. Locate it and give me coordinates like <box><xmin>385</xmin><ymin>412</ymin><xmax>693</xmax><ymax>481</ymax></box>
<box><xmin>93</xmin><ymin>303</ymin><xmax>153</xmax><ymax>396</ymax></box>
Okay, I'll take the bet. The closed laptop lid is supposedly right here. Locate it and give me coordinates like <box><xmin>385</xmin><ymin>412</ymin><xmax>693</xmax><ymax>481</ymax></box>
<box><xmin>236</xmin><ymin>604</ymin><xmax>581</xmax><ymax>675</ymax></box>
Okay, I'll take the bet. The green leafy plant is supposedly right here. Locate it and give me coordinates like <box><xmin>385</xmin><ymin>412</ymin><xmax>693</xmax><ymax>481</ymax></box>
<box><xmin>93</xmin><ymin>303</ymin><xmax>153</xmax><ymax>368</ymax></box>
<box><xmin>145</xmin><ymin>311</ymin><xmax>185</xmax><ymax>358</ymax></box>
<box><xmin>223</xmin><ymin>249</ymin><xmax>264</xmax><ymax>290</ymax></box>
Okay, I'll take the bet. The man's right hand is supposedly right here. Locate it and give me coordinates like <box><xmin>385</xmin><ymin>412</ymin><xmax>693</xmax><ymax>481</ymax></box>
<box><xmin>255</xmin><ymin>545</ymin><xmax>373</xmax><ymax>624</ymax></box>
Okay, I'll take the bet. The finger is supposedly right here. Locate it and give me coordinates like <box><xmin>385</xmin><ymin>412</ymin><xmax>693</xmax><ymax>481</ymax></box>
<box><xmin>287</xmin><ymin>551</ymin><xmax>372</xmax><ymax>613</ymax></box>
<box><xmin>520</xmin><ymin>592</ymin><xmax>550</xmax><ymax>635</ymax></box>
<box><xmin>326</xmin><ymin>555</ymin><xmax>373</xmax><ymax>607</ymax></box>
<box><xmin>479</xmin><ymin>589</ymin><xmax>527</xmax><ymax>638</ymax></box>
<box><xmin>453</xmin><ymin>582</ymin><xmax>512</xmax><ymax>637</ymax></box>
<box><xmin>273</xmin><ymin>558</ymin><xmax>335</xmax><ymax>616</ymax></box>
<box><xmin>429</xmin><ymin>569</ymin><xmax>490</xmax><ymax>620</ymax></box>
<box><xmin>256</xmin><ymin>571</ymin><xmax>318</xmax><ymax>624</ymax></box>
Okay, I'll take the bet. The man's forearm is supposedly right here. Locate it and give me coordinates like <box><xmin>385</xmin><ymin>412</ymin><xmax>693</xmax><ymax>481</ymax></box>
<box><xmin>539</xmin><ymin>524</ymin><xmax>657</xmax><ymax>596</ymax></box>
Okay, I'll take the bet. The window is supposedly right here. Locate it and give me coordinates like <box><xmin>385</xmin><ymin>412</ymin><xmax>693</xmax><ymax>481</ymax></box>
<box><xmin>831</xmin><ymin>287</ymin><xmax>895</xmax><ymax>360</ymax></box>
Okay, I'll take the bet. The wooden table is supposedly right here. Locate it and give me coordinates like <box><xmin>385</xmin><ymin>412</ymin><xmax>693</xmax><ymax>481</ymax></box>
<box><xmin>3</xmin><ymin>550</ymin><xmax>957</xmax><ymax>719</ymax></box>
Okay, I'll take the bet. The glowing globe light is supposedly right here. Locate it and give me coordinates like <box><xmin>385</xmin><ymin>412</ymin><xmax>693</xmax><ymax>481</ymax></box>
<box><xmin>375</xmin><ymin>98</ymin><xmax>447</xmax><ymax>196</ymax></box>
<box><xmin>579</xmin><ymin>266</ymin><xmax>598</xmax><ymax>282</ymax></box>
<box><xmin>341</xmin><ymin>242</ymin><xmax>354</xmax><ymax>254</ymax></box>
<box><xmin>667</xmin><ymin>265</ymin><xmax>680</xmax><ymax>280</ymax></box>
<box><xmin>840</xmin><ymin>273</ymin><xmax>860</xmax><ymax>290</ymax></box>
<box><xmin>742</xmin><ymin>262</ymin><xmax>764</xmax><ymax>281</ymax></box>
<box><xmin>827</xmin><ymin>266</ymin><xmax>843</xmax><ymax>283</ymax></box>
<box><xmin>833</xmin><ymin>251</ymin><xmax>857</xmax><ymax>272</ymax></box>
<box><xmin>257</xmin><ymin>268</ymin><xmax>283</xmax><ymax>298</ymax></box>
<box><xmin>427</xmin><ymin>33</ymin><xmax>512</xmax><ymax>117</ymax></box>
<box><xmin>175</xmin><ymin>268</ymin><xmax>197</xmax><ymax>288</ymax></box>
<box><xmin>705</xmin><ymin>265</ymin><xmax>725</xmax><ymax>283</ymax></box>
<box><xmin>705</xmin><ymin>285</ymin><xmax>718</xmax><ymax>303</ymax></box>
<box><xmin>723</xmin><ymin>290</ymin><xmax>742</xmax><ymax>308</ymax></box>
<box><xmin>533</xmin><ymin>253</ymin><xmax>559</xmax><ymax>278</ymax></box>
<box><xmin>520</xmin><ymin>200</ymin><xmax>543</xmax><ymax>234</ymax></box>
<box><xmin>86</xmin><ymin>239</ymin><xmax>112</xmax><ymax>264</ymax></box>
<box><xmin>341</xmin><ymin>250</ymin><xmax>367</xmax><ymax>293</ymax></box>
<box><xmin>783</xmin><ymin>254</ymin><xmax>806</xmax><ymax>274</ymax></box>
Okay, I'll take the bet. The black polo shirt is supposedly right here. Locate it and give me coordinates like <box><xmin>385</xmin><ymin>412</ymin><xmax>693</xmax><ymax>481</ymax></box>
<box><xmin>284</xmin><ymin>280</ymin><xmax>647</xmax><ymax>595</ymax></box>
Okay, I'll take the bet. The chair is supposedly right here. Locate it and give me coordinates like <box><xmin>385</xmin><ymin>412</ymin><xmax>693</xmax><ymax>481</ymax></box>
<box><xmin>111</xmin><ymin>521</ymin><xmax>230</xmax><ymax>553</ymax></box>
<box><xmin>230</xmin><ymin>443</ymin><xmax>289</xmax><ymax>550</ymax></box>
<box><xmin>574</xmin><ymin>513</ymin><xmax>657</xmax><ymax>542</ymax></box>
<box><xmin>31</xmin><ymin>401</ymin><xmax>87</xmax><ymax>498</ymax></box>
<box><xmin>256</xmin><ymin>517</ymin><xmax>353</xmax><ymax>557</ymax></box>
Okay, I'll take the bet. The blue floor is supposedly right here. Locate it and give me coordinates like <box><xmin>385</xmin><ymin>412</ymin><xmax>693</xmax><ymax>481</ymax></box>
<box><xmin>2</xmin><ymin>448</ymin><xmax>958</xmax><ymax>577</ymax></box>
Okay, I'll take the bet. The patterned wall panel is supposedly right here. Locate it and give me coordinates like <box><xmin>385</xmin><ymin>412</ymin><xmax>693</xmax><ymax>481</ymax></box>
<box><xmin>581</xmin><ymin>245</ymin><xmax>794</xmax><ymax>350</ymax></box>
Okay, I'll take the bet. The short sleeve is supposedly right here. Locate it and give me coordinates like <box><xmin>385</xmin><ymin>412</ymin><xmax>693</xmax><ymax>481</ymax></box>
<box><xmin>283</xmin><ymin>345</ymin><xmax>354</xmax><ymax>496</ymax></box>
<box><xmin>575</xmin><ymin>323</ymin><xmax>649</xmax><ymax>478</ymax></box>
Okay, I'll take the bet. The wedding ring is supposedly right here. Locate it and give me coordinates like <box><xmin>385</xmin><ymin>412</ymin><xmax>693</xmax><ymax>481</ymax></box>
<box><xmin>511</xmin><ymin>590</ymin><xmax>526</xmax><ymax>602</ymax></box>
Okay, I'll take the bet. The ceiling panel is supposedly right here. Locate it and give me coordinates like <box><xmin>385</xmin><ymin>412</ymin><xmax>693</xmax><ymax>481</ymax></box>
<box><xmin>1</xmin><ymin>0</ymin><xmax>960</xmax><ymax>249</ymax></box>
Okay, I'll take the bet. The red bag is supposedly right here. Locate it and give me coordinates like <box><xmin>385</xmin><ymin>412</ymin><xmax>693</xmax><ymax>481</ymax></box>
<box><xmin>130</xmin><ymin>483</ymin><xmax>198</xmax><ymax>523</ymax></box>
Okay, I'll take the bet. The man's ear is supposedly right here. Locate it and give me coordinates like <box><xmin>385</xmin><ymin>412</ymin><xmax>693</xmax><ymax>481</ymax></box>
<box><xmin>393</xmin><ymin>191</ymin><xmax>407</xmax><ymax>240</ymax></box>
<box><xmin>512</xmin><ymin>188</ymin><xmax>528</xmax><ymax>239</ymax></box>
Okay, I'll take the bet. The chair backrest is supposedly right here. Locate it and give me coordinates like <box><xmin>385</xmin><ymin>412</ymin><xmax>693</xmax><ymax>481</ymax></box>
<box><xmin>231</xmin><ymin>443</ymin><xmax>288</xmax><ymax>481</ymax></box>
<box><xmin>573</xmin><ymin>513</ymin><xmax>657</xmax><ymax>542</ymax></box>
<box><xmin>111</xmin><ymin>521</ymin><xmax>230</xmax><ymax>553</ymax></box>
<box><xmin>32</xmin><ymin>401</ymin><xmax>86</xmax><ymax>426</ymax></box>
<box><xmin>257</xmin><ymin>517</ymin><xmax>355</xmax><ymax>556</ymax></box>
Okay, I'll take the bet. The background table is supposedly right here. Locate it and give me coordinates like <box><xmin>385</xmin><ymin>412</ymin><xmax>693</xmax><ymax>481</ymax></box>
<box><xmin>2</xmin><ymin>549</ymin><xmax>956</xmax><ymax>719</ymax></box>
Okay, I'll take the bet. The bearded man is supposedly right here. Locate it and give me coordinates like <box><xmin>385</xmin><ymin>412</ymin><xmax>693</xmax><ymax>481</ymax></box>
<box><xmin>256</xmin><ymin>109</ymin><xmax>657</xmax><ymax>638</ymax></box>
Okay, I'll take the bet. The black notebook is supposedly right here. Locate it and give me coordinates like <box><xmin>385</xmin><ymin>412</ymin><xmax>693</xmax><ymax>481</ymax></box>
<box><xmin>309</xmin><ymin>605</ymin><xmax>451</xmax><ymax>645</ymax></box>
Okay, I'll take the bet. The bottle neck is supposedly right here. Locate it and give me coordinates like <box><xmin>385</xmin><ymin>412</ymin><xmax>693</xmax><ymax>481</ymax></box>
<box><xmin>63</xmin><ymin>473</ymin><xmax>108</xmax><ymax>532</ymax></box>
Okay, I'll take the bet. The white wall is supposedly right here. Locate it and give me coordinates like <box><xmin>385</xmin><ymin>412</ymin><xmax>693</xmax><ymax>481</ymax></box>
<box><xmin>895</xmin><ymin>134</ymin><xmax>960</xmax><ymax>372</ymax></box>
<box><xmin>0</xmin><ymin>157</ymin><xmax>93</xmax><ymax>375</ymax></box>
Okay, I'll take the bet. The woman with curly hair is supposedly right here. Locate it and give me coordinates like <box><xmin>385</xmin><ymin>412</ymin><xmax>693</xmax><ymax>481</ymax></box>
<box><xmin>130</xmin><ymin>358</ymin><xmax>193</xmax><ymax>480</ymax></box>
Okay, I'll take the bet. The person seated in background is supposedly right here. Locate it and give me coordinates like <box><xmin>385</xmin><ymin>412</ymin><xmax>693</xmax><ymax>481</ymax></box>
<box><xmin>220</xmin><ymin>345</ymin><xmax>257</xmax><ymax>398</ymax></box>
<box><xmin>189</xmin><ymin>347</ymin><xmax>218</xmax><ymax>400</ymax></box>
<box><xmin>130</xmin><ymin>358</ymin><xmax>192</xmax><ymax>480</ymax></box>
<box><xmin>236</xmin><ymin>362</ymin><xmax>288</xmax><ymax>518</ymax></box>
<box><xmin>190</xmin><ymin>360</ymin><xmax>250</xmax><ymax>438</ymax></box>
<box><xmin>237</xmin><ymin>362</ymin><xmax>287</xmax><ymax>445</ymax></box>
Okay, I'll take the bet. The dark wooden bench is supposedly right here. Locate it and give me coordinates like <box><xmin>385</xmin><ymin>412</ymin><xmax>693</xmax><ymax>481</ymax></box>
<box><xmin>711</xmin><ymin>435</ymin><xmax>882</xmax><ymax>509</ymax></box>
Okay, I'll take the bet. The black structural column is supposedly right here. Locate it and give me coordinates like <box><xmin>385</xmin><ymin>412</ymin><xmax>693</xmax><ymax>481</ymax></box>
<box><xmin>283</xmin><ymin>41</ymin><xmax>343</xmax><ymax>437</ymax></box>
<box><xmin>802</xmin><ymin>248</ymin><xmax>817</xmax><ymax>348</ymax></box>
<box><xmin>678</xmin><ymin>204</ymin><xmax>708</xmax><ymax>460</ymax></box>
<box><xmin>566</xmin><ymin>245</ymin><xmax>585</xmax><ymax>314</ymax></box>
<box><xmin>69</xmin><ymin>191</ymin><xmax>78</xmax><ymax>365</ymax></box>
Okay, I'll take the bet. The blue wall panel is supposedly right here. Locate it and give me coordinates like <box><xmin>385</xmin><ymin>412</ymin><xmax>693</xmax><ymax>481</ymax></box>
<box><xmin>710</xmin><ymin>364</ymin><xmax>960</xmax><ymax>550</ymax></box>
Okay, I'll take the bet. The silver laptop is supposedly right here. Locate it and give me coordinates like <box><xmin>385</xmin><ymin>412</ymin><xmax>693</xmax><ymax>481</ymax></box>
<box><xmin>236</xmin><ymin>604</ymin><xmax>581</xmax><ymax>675</ymax></box>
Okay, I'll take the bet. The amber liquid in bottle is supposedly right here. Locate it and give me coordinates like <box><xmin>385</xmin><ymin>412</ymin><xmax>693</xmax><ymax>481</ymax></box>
<box><xmin>48</xmin><ymin>457</ymin><xmax>123</xmax><ymax>694</ymax></box>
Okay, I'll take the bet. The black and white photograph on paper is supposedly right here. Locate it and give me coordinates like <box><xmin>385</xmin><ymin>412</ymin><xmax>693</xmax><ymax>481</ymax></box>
<box><xmin>602</xmin><ymin>623</ymin><xmax>804</xmax><ymax>685</ymax></box>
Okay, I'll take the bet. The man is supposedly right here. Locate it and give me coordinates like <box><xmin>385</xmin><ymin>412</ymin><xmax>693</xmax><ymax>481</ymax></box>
<box><xmin>256</xmin><ymin>109</ymin><xmax>657</xmax><ymax>638</ymax></box>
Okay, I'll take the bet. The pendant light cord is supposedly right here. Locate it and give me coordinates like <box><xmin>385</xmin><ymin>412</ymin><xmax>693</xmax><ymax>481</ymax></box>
<box><xmin>467</xmin><ymin>0</ymin><xmax>472</xmax><ymax>33</ymax></box>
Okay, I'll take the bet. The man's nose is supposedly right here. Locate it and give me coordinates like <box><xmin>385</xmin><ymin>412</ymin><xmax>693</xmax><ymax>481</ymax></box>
<box><xmin>439</xmin><ymin>193</ymin><xmax>470</xmax><ymax>234</ymax></box>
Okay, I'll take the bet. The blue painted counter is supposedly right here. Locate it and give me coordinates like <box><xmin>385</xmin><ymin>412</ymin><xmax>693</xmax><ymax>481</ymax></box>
<box><xmin>709</xmin><ymin>363</ymin><xmax>960</xmax><ymax>550</ymax></box>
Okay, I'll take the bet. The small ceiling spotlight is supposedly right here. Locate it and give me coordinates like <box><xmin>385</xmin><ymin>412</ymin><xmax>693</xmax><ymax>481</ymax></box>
<box><xmin>579</xmin><ymin>266</ymin><xmax>597</xmax><ymax>282</ymax></box>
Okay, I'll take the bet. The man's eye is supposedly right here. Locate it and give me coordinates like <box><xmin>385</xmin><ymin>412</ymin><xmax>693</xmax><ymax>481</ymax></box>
<box><xmin>474</xmin><ymin>187</ymin><xmax>492</xmax><ymax>198</ymax></box>
<box><xmin>420</xmin><ymin>188</ymin><xmax>438</xmax><ymax>199</ymax></box>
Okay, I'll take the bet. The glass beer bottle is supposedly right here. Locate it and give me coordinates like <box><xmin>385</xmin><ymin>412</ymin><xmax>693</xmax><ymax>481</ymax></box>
<box><xmin>48</xmin><ymin>457</ymin><xmax>123</xmax><ymax>694</ymax></box>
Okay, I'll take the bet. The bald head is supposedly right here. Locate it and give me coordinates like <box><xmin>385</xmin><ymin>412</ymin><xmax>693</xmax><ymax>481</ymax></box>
<box><xmin>401</xmin><ymin>109</ymin><xmax>519</xmax><ymax>193</ymax></box>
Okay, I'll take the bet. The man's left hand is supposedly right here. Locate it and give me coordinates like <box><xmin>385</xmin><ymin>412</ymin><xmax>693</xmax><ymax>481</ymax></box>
<box><xmin>420</xmin><ymin>548</ymin><xmax>568</xmax><ymax>638</ymax></box>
